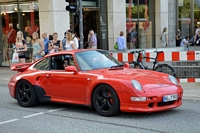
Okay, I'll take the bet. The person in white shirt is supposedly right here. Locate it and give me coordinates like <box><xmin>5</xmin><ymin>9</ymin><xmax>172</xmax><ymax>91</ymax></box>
<box><xmin>180</xmin><ymin>36</ymin><xmax>190</xmax><ymax>47</ymax></box>
<box><xmin>64</xmin><ymin>32</ymin><xmax>76</xmax><ymax>50</ymax></box>
<box><xmin>72</xmin><ymin>31</ymin><xmax>79</xmax><ymax>49</ymax></box>
<box><xmin>67</xmin><ymin>30</ymin><xmax>79</xmax><ymax>49</ymax></box>
<box><xmin>195</xmin><ymin>26</ymin><xmax>200</xmax><ymax>35</ymax></box>
<box><xmin>161</xmin><ymin>27</ymin><xmax>168</xmax><ymax>47</ymax></box>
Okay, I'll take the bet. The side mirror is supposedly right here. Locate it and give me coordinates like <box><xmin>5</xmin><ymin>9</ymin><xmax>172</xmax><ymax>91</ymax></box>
<box><xmin>124</xmin><ymin>62</ymin><xmax>130</xmax><ymax>68</ymax></box>
<box><xmin>65</xmin><ymin>66</ymin><xmax>78</xmax><ymax>74</ymax></box>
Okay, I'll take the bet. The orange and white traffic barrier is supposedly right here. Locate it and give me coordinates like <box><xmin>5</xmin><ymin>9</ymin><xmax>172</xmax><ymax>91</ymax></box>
<box><xmin>111</xmin><ymin>51</ymin><xmax>200</xmax><ymax>83</ymax></box>
<box><xmin>112</xmin><ymin>51</ymin><xmax>200</xmax><ymax>62</ymax></box>
<box><xmin>177</xmin><ymin>78</ymin><xmax>200</xmax><ymax>83</ymax></box>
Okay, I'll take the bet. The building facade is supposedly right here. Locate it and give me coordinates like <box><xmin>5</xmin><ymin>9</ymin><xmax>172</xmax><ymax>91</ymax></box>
<box><xmin>0</xmin><ymin>0</ymin><xmax>199</xmax><ymax>66</ymax></box>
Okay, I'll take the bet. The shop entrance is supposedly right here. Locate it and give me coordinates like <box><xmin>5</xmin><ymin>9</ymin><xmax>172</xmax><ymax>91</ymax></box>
<box><xmin>73</xmin><ymin>7</ymin><xmax>100</xmax><ymax>48</ymax></box>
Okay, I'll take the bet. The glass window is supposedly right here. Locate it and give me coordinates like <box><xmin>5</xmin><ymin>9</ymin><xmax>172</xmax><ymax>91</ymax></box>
<box><xmin>75</xmin><ymin>50</ymin><xmax>121</xmax><ymax>71</ymax></box>
<box><xmin>126</xmin><ymin>0</ymin><xmax>155</xmax><ymax>49</ymax></box>
<box><xmin>177</xmin><ymin>0</ymin><xmax>200</xmax><ymax>46</ymax></box>
<box><xmin>34</xmin><ymin>58</ymin><xmax>49</xmax><ymax>70</ymax></box>
<box><xmin>178</xmin><ymin>0</ymin><xmax>191</xmax><ymax>39</ymax></box>
<box><xmin>50</xmin><ymin>55</ymin><xmax>75</xmax><ymax>70</ymax></box>
<box><xmin>0</xmin><ymin>0</ymin><xmax>39</xmax><ymax>66</ymax></box>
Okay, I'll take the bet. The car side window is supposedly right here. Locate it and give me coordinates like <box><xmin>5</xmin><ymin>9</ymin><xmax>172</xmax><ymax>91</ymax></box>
<box><xmin>33</xmin><ymin>58</ymin><xmax>49</xmax><ymax>70</ymax></box>
<box><xmin>50</xmin><ymin>54</ymin><xmax>76</xmax><ymax>70</ymax></box>
<box><xmin>51</xmin><ymin>55</ymin><xmax>64</xmax><ymax>70</ymax></box>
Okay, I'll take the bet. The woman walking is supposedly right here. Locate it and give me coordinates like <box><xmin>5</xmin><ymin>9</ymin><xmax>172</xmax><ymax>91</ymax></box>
<box><xmin>14</xmin><ymin>31</ymin><xmax>27</xmax><ymax>63</ymax></box>
<box><xmin>32</xmin><ymin>32</ymin><xmax>44</xmax><ymax>62</ymax></box>
<box><xmin>161</xmin><ymin>27</ymin><xmax>168</xmax><ymax>47</ymax></box>
<box><xmin>176</xmin><ymin>29</ymin><xmax>181</xmax><ymax>47</ymax></box>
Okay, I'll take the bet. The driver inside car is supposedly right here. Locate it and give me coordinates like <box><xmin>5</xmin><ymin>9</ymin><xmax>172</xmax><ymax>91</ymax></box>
<box><xmin>63</xmin><ymin>58</ymin><xmax>69</xmax><ymax>68</ymax></box>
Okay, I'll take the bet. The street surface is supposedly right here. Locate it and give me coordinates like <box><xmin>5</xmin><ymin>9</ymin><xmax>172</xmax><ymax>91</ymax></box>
<box><xmin>0</xmin><ymin>85</ymin><xmax>200</xmax><ymax>133</ymax></box>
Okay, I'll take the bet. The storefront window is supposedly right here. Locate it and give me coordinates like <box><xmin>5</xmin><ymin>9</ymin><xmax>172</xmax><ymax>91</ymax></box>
<box><xmin>0</xmin><ymin>0</ymin><xmax>39</xmax><ymax>66</ymax></box>
<box><xmin>178</xmin><ymin>0</ymin><xmax>191</xmax><ymax>40</ymax></box>
<box><xmin>177</xmin><ymin>0</ymin><xmax>200</xmax><ymax>47</ymax></box>
<box><xmin>126</xmin><ymin>0</ymin><xmax>155</xmax><ymax>49</ymax></box>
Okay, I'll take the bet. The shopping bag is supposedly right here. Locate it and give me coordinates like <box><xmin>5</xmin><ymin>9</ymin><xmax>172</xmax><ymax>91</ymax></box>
<box><xmin>12</xmin><ymin>52</ymin><xmax>19</xmax><ymax>63</ymax></box>
<box><xmin>40</xmin><ymin>51</ymin><xmax>45</xmax><ymax>56</ymax></box>
<box><xmin>114</xmin><ymin>42</ymin><xmax>118</xmax><ymax>50</ymax></box>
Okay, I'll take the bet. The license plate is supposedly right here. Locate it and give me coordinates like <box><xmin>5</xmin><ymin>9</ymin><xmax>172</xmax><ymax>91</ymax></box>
<box><xmin>163</xmin><ymin>94</ymin><xmax>178</xmax><ymax>102</ymax></box>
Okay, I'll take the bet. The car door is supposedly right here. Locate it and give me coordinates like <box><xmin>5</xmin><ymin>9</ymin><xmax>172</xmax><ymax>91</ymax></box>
<box><xmin>45</xmin><ymin>71</ymin><xmax>87</xmax><ymax>100</ymax></box>
<box><xmin>44</xmin><ymin>54</ymin><xmax>87</xmax><ymax>101</ymax></box>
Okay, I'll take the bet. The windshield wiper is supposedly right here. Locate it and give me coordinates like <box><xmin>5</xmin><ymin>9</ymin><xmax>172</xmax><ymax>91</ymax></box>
<box><xmin>110</xmin><ymin>65</ymin><xmax>124</xmax><ymax>68</ymax></box>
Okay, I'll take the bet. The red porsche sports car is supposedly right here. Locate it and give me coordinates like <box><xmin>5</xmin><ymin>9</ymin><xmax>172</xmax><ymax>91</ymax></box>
<box><xmin>8</xmin><ymin>49</ymin><xmax>183</xmax><ymax>116</ymax></box>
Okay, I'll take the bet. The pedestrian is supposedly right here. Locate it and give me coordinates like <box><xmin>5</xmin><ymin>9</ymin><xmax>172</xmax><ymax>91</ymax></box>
<box><xmin>62</xmin><ymin>32</ymin><xmax>67</xmax><ymax>50</ymax></box>
<box><xmin>130</xmin><ymin>28</ymin><xmax>137</xmax><ymax>48</ymax></box>
<box><xmin>41</xmin><ymin>32</ymin><xmax>49</xmax><ymax>55</ymax></box>
<box><xmin>195</xmin><ymin>26</ymin><xmax>200</xmax><ymax>35</ymax></box>
<box><xmin>66</xmin><ymin>30</ymin><xmax>79</xmax><ymax>49</ymax></box>
<box><xmin>31</xmin><ymin>32</ymin><xmax>44</xmax><ymax>61</ymax></box>
<box><xmin>64</xmin><ymin>31</ymin><xmax>76</xmax><ymax>50</ymax></box>
<box><xmin>189</xmin><ymin>32</ymin><xmax>196</xmax><ymax>46</ymax></box>
<box><xmin>1</xmin><ymin>30</ymin><xmax>8</xmax><ymax>62</ymax></box>
<box><xmin>194</xmin><ymin>29</ymin><xmax>200</xmax><ymax>46</ymax></box>
<box><xmin>48</xmin><ymin>32</ymin><xmax>62</xmax><ymax>53</ymax></box>
<box><xmin>180</xmin><ymin>36</ymin><xmax>190</xmax><ymax>46</ymax></box>
<box><xmin>116</xmin><ymin>31</ymin><xmax>126</xmax><ymax>50</ymax></box>
<box><xmin>180</xmin><ymin>36</ymin><xmax>190</xmax><ymax>51</ymax></box>
<box><xmin>72</xmin><ymin>31</ymin><xmax>79</xmax><ymax>49</ymax></box>
<box><xmin>161</xmin><ymin>27</ymin><xmax>168</xmax><ymax>47</ymax></box>
<box><xmin>88</xmin><ymin>30</ymin><xmax>97</xmax><ymax>49</ymax></box>
<box><xmin>14</xmin><ymin>31</ymin><xmax>27</xmax><ymax>63</ymax></box>
<box><xmin>49</xmin><ymin>35</ymin><xmax>53</xmax><ymax>41</ymax></box>
<box><xmin>176</xmin><ymin>29</ymin><xmax>181</xmax><ymax>47</ymax></box>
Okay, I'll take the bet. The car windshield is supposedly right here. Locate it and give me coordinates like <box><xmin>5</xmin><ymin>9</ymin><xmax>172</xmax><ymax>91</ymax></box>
<box><xmin>75</xmin><ymin>50</ymin><xmax>122</xmax><ymax>71</ymax></box>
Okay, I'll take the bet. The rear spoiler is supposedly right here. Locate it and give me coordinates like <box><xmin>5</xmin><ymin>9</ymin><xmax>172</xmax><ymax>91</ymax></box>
<box><xmin>10</xmin><ymin>63</ymin><xmax>33</xmax><ymax>72</ymax></box>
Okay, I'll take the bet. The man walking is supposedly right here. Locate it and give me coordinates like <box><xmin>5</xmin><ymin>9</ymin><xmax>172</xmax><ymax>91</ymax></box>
<box><xmin>42</xmin><ymin>32</ymin><xmax>49</xmax><ymax>55</ymax></box>
<box><xmin>88</xmin><ymin>30</ymin><xmax>97</xmax><ymax>49</ymax></box>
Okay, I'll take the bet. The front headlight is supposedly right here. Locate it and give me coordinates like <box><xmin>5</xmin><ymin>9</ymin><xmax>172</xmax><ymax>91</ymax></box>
<box><xmin>131</xmin><ymin>80</ymin><xmax>142</xmax><ymax>91</ymax></box>
<box><xmin>168</xmin><ymin>75</ymin><xmax>178</xmax><ymax>85</ymax></box>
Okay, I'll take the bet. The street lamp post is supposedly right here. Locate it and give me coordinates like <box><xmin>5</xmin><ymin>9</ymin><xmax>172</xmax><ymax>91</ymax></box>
<box><xmin>79</xmin><ymin>0</ymin><xmax>84</xmax><ymax>49</ymax></box>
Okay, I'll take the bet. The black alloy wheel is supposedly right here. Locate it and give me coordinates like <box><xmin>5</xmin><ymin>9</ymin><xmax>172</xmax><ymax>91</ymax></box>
<box><xmin>16</xmin><ymin>80</ymin><xmax>38</xmax><ymax>107</ymax></box>
<box><xmin>93</xmin><ymin>85</ymin><xmax>120</xmax><ymax>116</ymax></box>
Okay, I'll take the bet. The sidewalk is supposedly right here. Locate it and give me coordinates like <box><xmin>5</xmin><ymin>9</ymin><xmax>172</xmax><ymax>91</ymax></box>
<box><xmin>0</xmin><ymin>67</ymin><xmax>200</xmax><ymax>101</ymax></box>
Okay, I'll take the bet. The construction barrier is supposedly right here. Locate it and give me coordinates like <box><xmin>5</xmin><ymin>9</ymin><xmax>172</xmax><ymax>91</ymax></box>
<box><xmin>112</xmin><ymin>51</ymin><xmax>200</xmax><ymax>62</ymax></box>
<box><xmin>111</xmin><ymin>51</ymin><xmax>200</xmax><ymax>83</ymax></box>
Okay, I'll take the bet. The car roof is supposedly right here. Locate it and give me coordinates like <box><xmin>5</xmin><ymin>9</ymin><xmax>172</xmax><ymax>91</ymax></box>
<box><xmin>44</xmin><ymin>49</ymin><xmax>107</xmax><ymax>58</ymax></box>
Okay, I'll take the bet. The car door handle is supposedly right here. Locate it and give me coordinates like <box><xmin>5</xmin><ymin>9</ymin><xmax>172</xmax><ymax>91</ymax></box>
<box><xmin>46</xmin><ymin>74</ymin><xmax>53</xmax><ymax>78</ymax></box>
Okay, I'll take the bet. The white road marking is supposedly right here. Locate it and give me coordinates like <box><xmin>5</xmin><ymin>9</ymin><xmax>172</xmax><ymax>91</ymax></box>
<box><xmin>46</xmin><ymin>108</ymin><xmax>65</xmax><ymax>113</ymax></box>
<box><xmin>23</xmin><ymin>112</ymin><xmax>44</xmax><ymax>119</ymax></box>
<box><xmin>0</xmin><ymin>119</ymin><xmax>19</xmax><ymax>125</ymax></box>
<box><xmin>1</xmin><ymin>108</ymin><xmax>64</xmax><ymax>125</ymax></box>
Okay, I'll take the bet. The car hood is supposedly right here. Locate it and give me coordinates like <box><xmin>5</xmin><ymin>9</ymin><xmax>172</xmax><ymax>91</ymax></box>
<box><xmin>86</xmin><ymin>68</ymin><xmax>173</xmax><ymax>88</ymax></box>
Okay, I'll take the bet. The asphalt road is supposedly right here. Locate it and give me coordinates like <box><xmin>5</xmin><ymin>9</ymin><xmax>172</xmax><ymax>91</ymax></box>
<box><xmin>0</xmin><ymin>85</ymin><xmax>200</xmax><ymax>133</ymax></box>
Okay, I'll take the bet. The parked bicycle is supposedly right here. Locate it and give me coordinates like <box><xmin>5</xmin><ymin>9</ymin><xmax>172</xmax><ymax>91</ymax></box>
<box><xmin>129</xmin><ymin>50</ymin><xmax>176</xmax><ymax>77</ymax></box>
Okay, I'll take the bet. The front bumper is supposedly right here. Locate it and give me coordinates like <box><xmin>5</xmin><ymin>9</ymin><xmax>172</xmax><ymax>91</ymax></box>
<box><xmin>118</xmin><ymin>86</ymin><xmax>183</xmax><ymax>113</ymax></box>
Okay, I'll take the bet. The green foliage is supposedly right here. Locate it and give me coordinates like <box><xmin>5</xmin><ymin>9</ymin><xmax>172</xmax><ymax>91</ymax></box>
<box><xmin>126</xmin><ymin>5</ymin><xmax>146</xmax><ymax>18</ymax></box>
<box><xmin>179</xmin><ymin>0</ymin><xmax>199</xmax><ymax>18</ymax></box>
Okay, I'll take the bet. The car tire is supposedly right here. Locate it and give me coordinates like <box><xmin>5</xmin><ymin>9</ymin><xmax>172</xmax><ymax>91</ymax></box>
<box><xmin>16</xmin><ymin>80</ymin><xmax>38</xmax><ymax>107</ymax></box>
<box><xmin>92</xmin><ymin>84</ymin><xmax>120</xmax><ymax>116</ymax></box>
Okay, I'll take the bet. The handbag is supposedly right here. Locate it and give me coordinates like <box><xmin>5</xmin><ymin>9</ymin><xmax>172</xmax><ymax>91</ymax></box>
<box><xmin>114</xmin><ymin>42</ymin><xmax>118</xmax><ymax>50</ymax></box>
<box><xmin>12</xmin><ymin>52</ymin><xmax>19</xmax><ymax>63</ymax></box>
<box><xmin>40</xmin><ymin>51</ymin><xmax>45</xmax><ymax>56</ymax></box>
